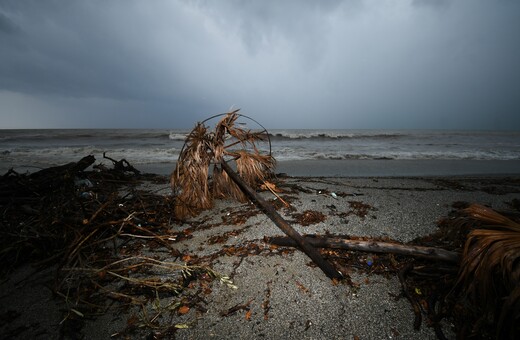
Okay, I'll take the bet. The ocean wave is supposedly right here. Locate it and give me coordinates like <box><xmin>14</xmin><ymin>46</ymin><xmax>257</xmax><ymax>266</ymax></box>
<box><xmin>272</xmin><ymin>150</ymin><xmax>520</xmax><ymax>161</ymax></box>
<box><xmin>269</xmin><ymin>130</ymin><xmax>405</xmax><ymax>141</ymax></box>
<box><xmin>168</xmin><ymin>132</ymin><xmax>189</xmax><ymax>140</ymax></box>
<box><xmin>2</xmin><ymin>129</ymin><xmax>519</xmax><ymax>172</ymax></box>
<box><xmin>0</xmin><ymin>129</ymin><xmax>186</xmax><ymax>143</ymax></box>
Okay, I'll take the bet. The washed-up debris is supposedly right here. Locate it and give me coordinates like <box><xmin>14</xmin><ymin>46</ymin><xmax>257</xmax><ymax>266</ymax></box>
<box><xmin>291</xmin><ymin>210</ymin><xmax>327</xmax><ymax>226</ymax></box>
<box><xmin>267</xmin><ymin>203</ymin><xmax>520</xmax><ymax>339</ymax></box>
<box><xmin>266</xmin><ymin>235</ymin><xmax>460</xmax><ymax>263</ymax></box>
<box><xmin>172</xmin><ymin>111</ymin><xmax>342</xmax><ymax>280</ymax></box>
<box><xmin>0</xmin><ymin>155</ymin><xmax>238</xmax><ymax>338</ymax></box>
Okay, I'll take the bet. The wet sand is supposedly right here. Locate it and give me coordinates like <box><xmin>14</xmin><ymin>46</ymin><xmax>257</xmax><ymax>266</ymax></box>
<box><xmin>136</xmin><ymin>159</ymin><xmax>520</xmax><ymax>177</ymax></box>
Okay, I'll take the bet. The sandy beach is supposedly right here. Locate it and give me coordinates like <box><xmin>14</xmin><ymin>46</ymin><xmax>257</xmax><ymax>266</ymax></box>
<box><xmin>1</xmin><ymin>168</ymin><xmax>519</xmax><ymax>339</ymax></box>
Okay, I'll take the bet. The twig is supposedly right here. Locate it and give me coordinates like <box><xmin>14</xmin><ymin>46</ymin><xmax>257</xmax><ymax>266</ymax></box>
<box><xmin>220</xmin><ymin>298</ymin><xmax>255</xmax><ymax>317</ymax></box>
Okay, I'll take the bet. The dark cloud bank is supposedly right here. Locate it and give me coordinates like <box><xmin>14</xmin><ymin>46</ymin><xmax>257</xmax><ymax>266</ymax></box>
<box><xmin>0</xmin><ymin>0</ymin><xmax>519</xmax><ymax>129</ymax></box>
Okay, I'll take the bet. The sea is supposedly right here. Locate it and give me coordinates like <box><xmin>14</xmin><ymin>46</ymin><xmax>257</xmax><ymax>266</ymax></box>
<box><xmin>1</xmin><ymin>129</ymin><xmax>520</xmax><ymax>177</ymax></box>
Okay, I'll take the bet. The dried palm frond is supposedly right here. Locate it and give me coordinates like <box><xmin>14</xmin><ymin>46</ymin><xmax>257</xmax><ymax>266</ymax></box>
<box><xmin>171</xmin><ymin>123</ymin><xmax>214</xmax><ymax>219</ymax></box>
<box><xmin>212</xmin><ymin>111</ymin><xmax>237</xmax><ymax>163</ymax></box>
<box><xmin>456</xmin><ymin>204</ymin><xmax>520</xmax><ymax>339</ymax></box>
<box><xmin>213</xmin><ymin>150</ymin><xmax>276</xmax><ymax>203</ymax></box>
<box><xmin>214</xmin><ymin>110</ymin><xmax>268</xmax><ymax>157</ymax></box>
<box><xmin>213</xmin><ymin>111</ymin><xmax>274</xmax><ymax>202</ymax></box>
<box><xmin>214</xmin><ymin>110</ymin><xmax>250</xmax><ymax>143</ymax></box>
<box><xmin>233</xmin><ymin>150</ymin><xmax>276</xmax><ymax>188</ymax></box>
<box><xmin>171</xmin><ymin>110</ymin><xmax>275</xmax><ymax>218</ymax></box>
<box><xmin>212</xmin><ymin>164</ymin><xmax>245</xmax><ymax>202</ymax></box>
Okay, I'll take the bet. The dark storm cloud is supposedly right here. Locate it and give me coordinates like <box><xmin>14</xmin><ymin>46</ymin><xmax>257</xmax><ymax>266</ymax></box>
<box><xmin>0</xmin><ymin>10</ymin><xmax>19</xmax><ymax>34</ymax></box>
<box><xmin>0</xmin><ymin>0</ymin><xmax>519</xmax><ymax>129</ymax></box>
<box><xmin>187</xmin><ymin>0</ymin><xmax>347</xmax><ymax>59</ymax></box>
<box><xmin>0</xmin><ymin>2</ymin><xmax>178</xmax><ymax>99</ymax></box>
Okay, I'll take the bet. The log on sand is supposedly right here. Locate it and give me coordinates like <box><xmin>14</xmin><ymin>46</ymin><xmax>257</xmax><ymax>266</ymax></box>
<box><xmin>266</xmin><ymin>235</ymin><xmax>460</xmax><ymax>264</ymax></box>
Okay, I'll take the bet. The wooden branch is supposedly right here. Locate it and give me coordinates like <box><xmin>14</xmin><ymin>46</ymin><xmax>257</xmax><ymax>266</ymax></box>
<box><xmin>1</xmin><ymin>155</ymin><xmax>96</xmax><ymax>203</ymax></box>
<box><xmin>29</xmin><ymin>155</ymin><xmax>96</xmax><ymax>181</ymax></box>
<box><xmin>103</xmin><ymin>152</ymin><xmax>140</xmax><ymax>174</ymax></box>
<box><xmin>220</xmin><ymin>161</ymin><xmax>342</xmax><ymax>280</ymax></box>
<box><xmin>266</xmin><ymin>235</ymin><xmax>460</xmax><ymax>264</ymax></box>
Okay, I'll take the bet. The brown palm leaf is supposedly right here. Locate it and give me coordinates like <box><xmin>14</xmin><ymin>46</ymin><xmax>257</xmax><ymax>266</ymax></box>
<box><xmin>170</xmin><ymin>123</ymin><xmax>214</xmax><ymax>219</ymax></box>
<box><xmin>215</xmin><ymin>110</ymin><xmax>267</xmax><ymax>157</ymax></box>
<box><xmin>211</xmin><ymin>164</ymin><xmax>245</xmax><ymax>202</ymax></box>
<box><xmin>456</xmin><ymin>204</ymin><xmax>520</xmax><ymax>338</ymax></box>
<box><xmin>213</xmin><ymin>110</ymin><xmax>240</xmax><ymax>162</ymax></box>
<box><xmin>233</xmin><ymin>150</ymin><xmax>276</xmax><ymax>187</ymax></box>
<box><xmin>171</xmin><ymin>110</ymin><xmax>275</xmax><ymax>218</ymax></box>
<box><xmin>213</xmin><ymin>111</ymin><xmax>275</xmax><ymax>201</ymax></box>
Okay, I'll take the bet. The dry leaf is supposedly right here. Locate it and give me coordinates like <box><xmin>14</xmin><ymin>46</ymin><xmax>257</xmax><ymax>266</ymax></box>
<box><xmin>260</xmin><ymin>181</ymin><xmax>283</xmax><ymax>193</ymax></box>
<box><xmin>178</xmin><ymin>305</ymin><xmax>190</xmax><ymax>315</ymax></box>
<box><xmin>295</xmin><ymin>281</ymin><xmax>310</xmax><ymax>294</ymax></box>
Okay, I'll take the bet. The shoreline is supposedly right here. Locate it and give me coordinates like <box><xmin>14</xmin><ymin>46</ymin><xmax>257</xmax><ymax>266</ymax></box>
<box><xmin>2</xmin><ymin>158</ymin><xmax>519</xmax><ymax>178</ymax></box>
<box><xmin>136</xmin><ymin>159</ymin><xmax>520</xmax><ymax>177</ymax></box>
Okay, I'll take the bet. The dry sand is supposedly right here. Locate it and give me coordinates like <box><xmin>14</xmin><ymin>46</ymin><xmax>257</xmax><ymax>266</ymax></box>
<box><xmin>1</xmin><ymin>175</ymin><xmax>519</xmax><ymax>339</ymax></box>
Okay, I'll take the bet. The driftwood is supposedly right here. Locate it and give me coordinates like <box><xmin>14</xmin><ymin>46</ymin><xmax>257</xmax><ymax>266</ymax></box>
<box><xmin>220</xmin><ymin>161</ymin><xmax>343</xmax><ymax>280</ymax></box>
<box><xmin>28</xmin><ymin>154</ymin><xmax>95</xmax><ymax>181</ymax></box>
<box><xmin>0</xmin><ymin>155</ymin><xmax>96</xmax><ymax>204</ymax></box>
<box><xmin>266</xmin><ymin>235</ymin><xmax>460</xmax><ymax>264</ymax></box>
<box><xmin>103</xmin><ymin>152</ymin><xmax>140</xmax><ymax>174</ymax></box>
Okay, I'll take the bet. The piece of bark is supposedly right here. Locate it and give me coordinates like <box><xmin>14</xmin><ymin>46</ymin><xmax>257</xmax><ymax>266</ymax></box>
<box><xmin>266</xmin><ymin>235</ymin><xmax>460</xmax><ymax>264</ymax></box>
<box><xmin>220</xmin><ymin>161</ymin><xmax>343</xmax><ymax>280</ymax></box>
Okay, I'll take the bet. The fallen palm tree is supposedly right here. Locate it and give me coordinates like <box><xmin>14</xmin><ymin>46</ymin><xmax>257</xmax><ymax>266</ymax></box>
<box><xmin>170</xmin><ymin>110</ymin><xmax>275</xmax><ymax>218</ymax></box>
<box><xmin>171</xmin><ymin>111</ymin><xmax>342</xmax><ymax>279</ymax></box>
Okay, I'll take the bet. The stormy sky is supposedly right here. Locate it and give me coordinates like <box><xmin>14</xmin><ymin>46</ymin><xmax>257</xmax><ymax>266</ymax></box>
<box><xmin>0</xmin><ymin>0</ymin><xmax>519</xmax><ymax>129</ymax></box>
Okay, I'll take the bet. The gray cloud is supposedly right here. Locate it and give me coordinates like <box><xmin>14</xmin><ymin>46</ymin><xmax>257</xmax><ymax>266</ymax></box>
<box><xmin>412</xmin><ymin>0</ymin><xmax>451</xmax><ymax>9</ymax></box>
<box><xmin>0</xmin><ymin>0</ymin><xmax>519</xmax><ymax>129</ymax></box>
<box><xmin>0</xmin><ymin>10</ymin><xmax>19</xmax><ymax>34</ymax></box>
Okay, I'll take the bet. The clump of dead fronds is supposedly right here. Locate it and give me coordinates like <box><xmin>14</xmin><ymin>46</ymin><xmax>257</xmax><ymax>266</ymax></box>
<box><xmin>170</xmin><ymin>123</ymin><xmax>214</xmax><ymax>218</ymax></box>
<box><xmin>171</xmin><ymin>110</ymin><xmax>275</xmax><ymax>219</ymax></box>
<box><xmin>455</xmin><ymin>204</ymin><xmax>520</xmax><ymax>339</ymax></box>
